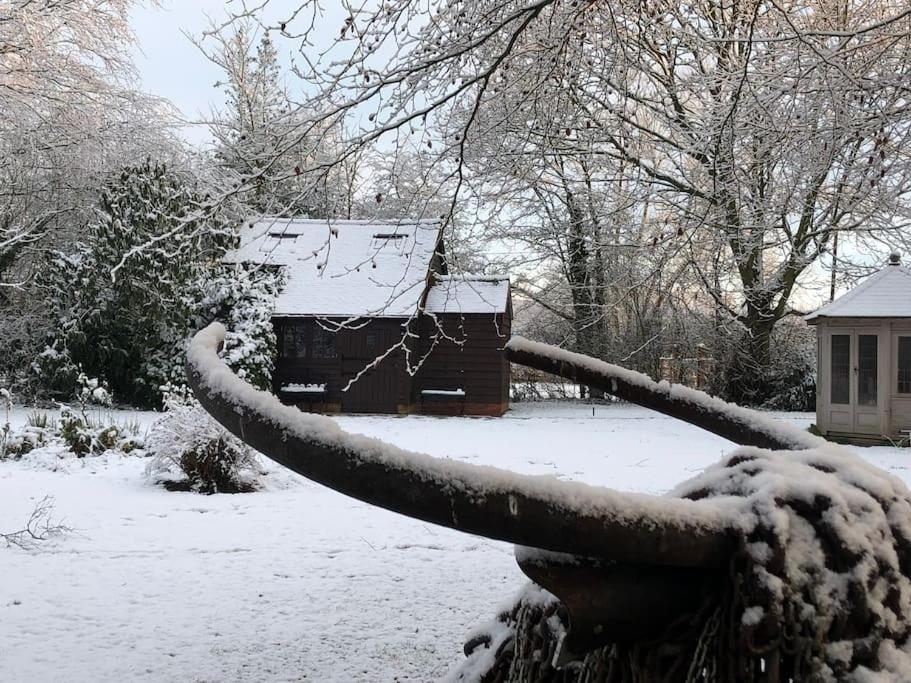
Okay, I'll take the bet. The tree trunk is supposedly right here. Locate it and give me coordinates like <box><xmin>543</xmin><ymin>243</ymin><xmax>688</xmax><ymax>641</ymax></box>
<box><xmin>726</xmin><ymin>312</ymin><xmax>777</xmax><ymax>406</ymax></box>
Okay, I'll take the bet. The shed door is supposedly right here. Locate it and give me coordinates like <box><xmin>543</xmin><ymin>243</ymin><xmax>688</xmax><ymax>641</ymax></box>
<box><xmin>826</xmin><ymin>331</ymin><xmax>854</xmax><ymax>432</ymax></box>
<box><xmin>340</xmin><ymin>327</ymin><xmax>401</xmax><ymax>414</ymax></box>
<box><xmin>825</xmin><ymin>329</ymin><xmax>880</xmax><ymax>435</ymax></box>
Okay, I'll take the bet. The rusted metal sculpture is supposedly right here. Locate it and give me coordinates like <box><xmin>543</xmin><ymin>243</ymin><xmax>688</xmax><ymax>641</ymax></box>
<box><xmin>187</xmin><ymin>324</ymin><xmax>911</xmax><ymax>682</ymax></box>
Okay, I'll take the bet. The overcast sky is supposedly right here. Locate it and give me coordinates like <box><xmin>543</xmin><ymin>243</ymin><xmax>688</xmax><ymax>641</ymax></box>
<box><xmin>130</xmin><ymin>1</ymin><xmax>230</xmax><ymax>146</ymax></box>
<box><xmin>125</xmin><ymin>1</ymin><xmax>865</xmax><ymax>305</ymax></box>
<box><xmin>130</xmin><ymin>1</ymin><xmax>351</xmax><ymax>146</ymax></box>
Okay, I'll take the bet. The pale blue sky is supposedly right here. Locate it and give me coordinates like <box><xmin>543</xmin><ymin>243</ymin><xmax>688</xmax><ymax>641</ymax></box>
<box><xmin>130</xmin><ymin>1</ymin><xmax>231</xmax><ymax>145</ymax></box>
<box><xmin>130</xmin><ymin>1</ymin><xmax>351</xmax><ymax>146</ymax></box>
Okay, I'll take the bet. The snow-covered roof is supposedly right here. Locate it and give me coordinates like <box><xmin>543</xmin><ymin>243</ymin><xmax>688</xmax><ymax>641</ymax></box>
<box><xmin>806</xmin><ymin>256</ymin><xmax>911</xmax><ymax>321</ymax></box>
<box><xmin>423</xmin><ymin>276</ymin><xmax>510</xmax><ymax>314</ymax></box>
<box><xmin>225</xmin><ymin>217</ymin><xmax>442</xmax><ymax>318</ymax></box>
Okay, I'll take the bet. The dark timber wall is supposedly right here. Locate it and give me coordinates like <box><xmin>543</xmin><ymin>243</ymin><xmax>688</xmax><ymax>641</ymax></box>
<box><xmin>412</xmin><ymin>304</ymin><xmax>512</xmax><ymax>416</ymax></box>
<box><xmin>272</xmin><ymin>317</ymin><xmax>411</xmax><ymax>414</ymax></box>
<box><xmin>272</xmin><ymin>304</ymin><xmax>511</xmax><ymax>416</ymax></box>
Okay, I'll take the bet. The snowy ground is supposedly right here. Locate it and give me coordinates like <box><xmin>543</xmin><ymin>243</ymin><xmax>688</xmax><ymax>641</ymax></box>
<box><xmin>1</xmin><ymin>402</ymin><xmax>909</xmax><ymax>682</ymax></box>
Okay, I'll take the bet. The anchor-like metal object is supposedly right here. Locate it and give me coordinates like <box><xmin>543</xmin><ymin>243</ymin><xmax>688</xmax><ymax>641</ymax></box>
<box><xmin>185</xmin><ymin>323</ymin><xmax>820</xmax><ymax>662</ymax></box>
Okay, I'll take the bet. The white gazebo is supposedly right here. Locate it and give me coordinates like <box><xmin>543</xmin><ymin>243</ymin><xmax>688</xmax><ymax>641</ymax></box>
<box><xmin>807</xmin><ymin>253</ymin><xmax>911</xmax><ymax>443</ymax></box>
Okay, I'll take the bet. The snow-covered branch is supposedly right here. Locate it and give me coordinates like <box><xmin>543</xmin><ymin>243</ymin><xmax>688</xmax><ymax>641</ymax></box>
<box><xmin>1</xmin><ymin>496</ymin><xmax>70</xmax><ymax>550</ymax></box>
<box><xmin>505</xmin><ymin>336</ymin><xmax>824</xmax><ymax>451</ymax></box>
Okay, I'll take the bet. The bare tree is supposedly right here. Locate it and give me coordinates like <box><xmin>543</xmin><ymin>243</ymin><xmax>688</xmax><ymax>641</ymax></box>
<box><xmin>201</xmin><ymin>20</ymin><xmax>362</xmax><ymax>220</ymax></box>
<box><xmin>0</xmin><ymin>0</ymin><xmax>179</xmax><ymax>275</ymax></box>
<box><xmin>210</xmin><ymin>0</ymin><xmax>911</xmax><ymax>398</ymax></box>
<box><xmin>0</xmin><ymin>0</ymin><xmax>182</xmax><ymax>383</ymax></box>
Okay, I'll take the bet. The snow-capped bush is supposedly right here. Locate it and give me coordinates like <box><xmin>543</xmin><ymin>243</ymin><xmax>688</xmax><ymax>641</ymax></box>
<box><xmin>140</xmin><ymin>264</ymin><xmax>281</xmax><ymax>401</ymax></box>
<box><xmin>145</xmin><ymin>387</ymin><xmax>262</xmax><ymax>494</ymax></box>
<box><xmin>4</xmin><ymin>412</ymin><xmax>55</xmax><ymax>458</ymax></box>
<box><xmin>57</xmin><ymin>407</ymin><xmax>141</xmax><ymax>457</ymax></box>
<box><xmin>711</xmin><ymin>317</ymin><xmax>817</xmax><ymax>410</ymax></box>
<box><xmin>56</xmin><ymin>373</ymin><xmax>140</xmax><ymax>456</ymax></box>
<box><xmin>191</xmin><ymin>265</ymin><xmax>281</xmax><ymax>391</ymax></box>
<box><xmin>2</xmin><ymin>409</ymin><xmax>141</xmax><ymax>462</ymax></box>
<box><xmin>29</xmin><ymin>340</ymin><xmax>80</xmax><ymax>403</ymax></box>
<box><xmin>758</xmin><ymin>320</ymin><xmax>817</xmax><ymax>411</ymax></box>
<box><xmin>2</xmin><ymin>373</ymin><xmax>141</xmax><ymax>460</ymax></box>
<box><xmin>34</xmin><ymin>160</ymin><xmax>234</xmax><ymax>408</ymax></box>
<box><xmin>0</xmin><ymin>387</ymin><xmax>14</xmax><ymax>459</ymax></box>
<box><xmin>214</xmin><ymin>266</ymin><xmax>282</xmax><ymax>390</ymax></box>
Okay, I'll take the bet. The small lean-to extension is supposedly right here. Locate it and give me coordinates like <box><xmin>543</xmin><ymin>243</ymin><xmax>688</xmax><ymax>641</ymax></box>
<box><xmin>506</xmin><ymin>336</ymin><xmax>824</xmax><ymax>452</ymax></box>
<box><xmin>186</xmin><ymin>323</ymin><xmax>735</xmax><ymax>569</ymax></box>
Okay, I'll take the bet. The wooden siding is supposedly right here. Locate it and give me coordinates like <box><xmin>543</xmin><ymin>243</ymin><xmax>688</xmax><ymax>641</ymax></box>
<box><xmin>814</xmin><ymin>317</ymin><xmax>911</xmax><ymax>441</ymax></box>
<box><xmin>412</xmin><ymin>308</ymin><xmax>511</xmax><ymax>416</ymax></box>
<box><xmin>271</xmin><ymin>296</ymin><xmax>512</xmax><ymax>416</ymax></box>
<box><xmin>273</xmin><ymin>317</ymin><xmax>412</xmax><ymax>413</ymax></box>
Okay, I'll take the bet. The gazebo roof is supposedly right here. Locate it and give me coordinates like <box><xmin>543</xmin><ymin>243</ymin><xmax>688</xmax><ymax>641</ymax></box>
<box><xmin>806</xmin><ymin>254</ymin><xmax>911</xmax><ymax>321</ymax></box>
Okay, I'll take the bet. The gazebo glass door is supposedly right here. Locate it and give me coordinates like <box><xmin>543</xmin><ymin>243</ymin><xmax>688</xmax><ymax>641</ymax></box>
<box><xmin>828</xmin><ymin>329</ymin><xmax>880</xmax><ymax>435</ymax></box>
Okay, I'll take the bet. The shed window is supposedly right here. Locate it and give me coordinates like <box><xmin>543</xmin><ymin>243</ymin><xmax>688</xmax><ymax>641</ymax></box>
<box><xmin>830</xmin><ymin>334</ymin><xmax>850</xmax><ymax>405</ymax></box>
<box><xmin>899</xmin><ymin>337</ymin><xmax>911</xmax><ymax>394</ymax></box>
<box><xmin>312</xmin><ymin>327</ymin><xmax>337</xmax><ymax>359</ymax></box>
<box><xmin>282</xmin><ymin>325</ymin><xmax>307</xmax><ymax>358</ymax></box>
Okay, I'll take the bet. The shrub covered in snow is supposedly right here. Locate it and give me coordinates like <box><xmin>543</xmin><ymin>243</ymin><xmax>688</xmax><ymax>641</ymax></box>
<box><xmin>190</xmin><ymin>265</ymin><xmax>282</xmax><ymax>391</ymax></box>
<box><xmin>145</xmin><ymin>388</ymin><xmax>262</xmax><ymax>493</ymax></box>
<box><xmin>57</xmin><ymin>407</ymin><xmax>141</xmax><ymax>457</ymax></box>
<box><xmin>713</xmin><ymin>318</ymin><xmax>816</xmax><ymax>411</ymax></box>
<box><xmin>2</xmin><ymin>410</ymin><xmax>141</xmax><ymax>462</ymax></box>
<box><xmin>759</xmin><ymin>320</ymin><xmax>817</xmax><ymax>411</ymax></box>
<box><xmin>33</xmin><ymin>160</ymin><xmax>236</xmax><ymax>407</ymax></box>
<box><xmin>139</xmin><ymin>264</ymin><xmax>281</xmax><ymax>398</ymax></box>
<box><xmin>1</xmin><ymin>413</ymin><xmax>54</xmax><ymax>459</ymax></box>
<box><xmin>0</xmin><ymin>388</ymin><xmax>14</xmax><ymax>459</ymax></box>
<box><xmin>33</xmin><ymin>158</ymin><xmax>282</xmax><ymax>408</ymax></box>
<box><xmin>55</xmin><ymin>374</ymin><xmax>139</xmax><ymax>456</ymax></box>
<box><xmin>1</xmin><ymin>374</ymin><xmax>141</xmax><ymax>461</ymax></box>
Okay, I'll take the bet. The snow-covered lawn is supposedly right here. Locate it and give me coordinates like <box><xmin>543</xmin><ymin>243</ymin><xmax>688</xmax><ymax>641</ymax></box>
<box><xmin>1</xmin><ymin>402</ymin><xmax>907</xmax><ymax>682</ymax></box>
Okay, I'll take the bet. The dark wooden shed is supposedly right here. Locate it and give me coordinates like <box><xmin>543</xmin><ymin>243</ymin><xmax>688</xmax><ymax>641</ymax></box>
<box><xmin>224</xmin><ymin>218</ymin><xmax>511</xmax><ymax>416</ymax></box>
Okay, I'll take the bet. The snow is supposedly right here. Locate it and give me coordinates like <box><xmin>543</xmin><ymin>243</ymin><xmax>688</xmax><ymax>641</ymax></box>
<box><xmin>421</xmin><ymin>388</ymin><xmax>466</xmax><ymax>397</ymax></box>
<box><xmin>806</xmin><ymin>261</ymin><xmax>911</xmax><ymax>320</ymax></box>
<box><xmin>423</xmin><ymin>276</ymin><xmax>510</xmax><ymax>314</ymax></box>
<box><xmin>280</xmin><ymin>382</ymin><xmax>326</xmax><ymax>393</ymax></box>
<box><xmin>507</xmin><ymin>335</ymin><xmax>826</xmax><ymax>451</ymax></box>
<box><xmin>742</xmin><ymin>606</ymin><xmax>765</xmax><ymax>626</ymax></box>
<box><xmin>5</xmin><ymin>399</ymin><xmax>911</xmax><ymax>681</ymax></box>
<box><xmin>223</xmin><ymin>219</ymin><xmax>511</xmax><ymax>320</ymax></box>
<box><xmin>223</xmin><ymin>217</ymin><xmax>442</xmax><ymax>318</ymax></box>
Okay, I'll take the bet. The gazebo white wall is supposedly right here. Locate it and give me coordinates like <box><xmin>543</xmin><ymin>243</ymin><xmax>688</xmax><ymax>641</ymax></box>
<box><xmin>807</xmin><ymin>254</ymin><xmax>911</xmax><ymax>442</ymax></box>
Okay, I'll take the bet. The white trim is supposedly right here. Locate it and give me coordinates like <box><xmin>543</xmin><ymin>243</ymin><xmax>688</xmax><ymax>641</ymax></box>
<box><xmin>281</xmin><ymin>383</ymin><xmax>327</xmax><ymax>394</ymax></box>
<box><xmin>421</xmin><ymin>389</ymin><xmax>466</xmax><ymax>397</ymax></box>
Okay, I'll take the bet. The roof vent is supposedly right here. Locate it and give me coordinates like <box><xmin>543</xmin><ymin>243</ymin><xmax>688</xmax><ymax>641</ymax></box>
<box><xmin>371</xmin><ymin>233</ymin><xmax>408</xmax><ymax>251</ymax></box>
<box><xmin>889</xmin><ymin>251</ymin><xmax>902</xmax><ymax>266</ymax></box>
